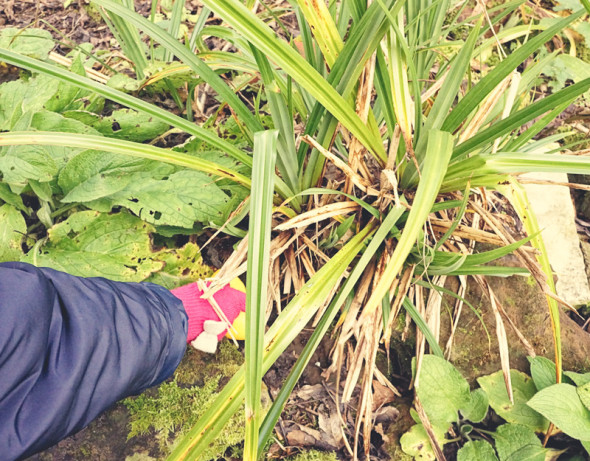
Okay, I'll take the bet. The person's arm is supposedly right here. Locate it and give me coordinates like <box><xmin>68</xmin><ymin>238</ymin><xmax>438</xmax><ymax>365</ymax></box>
<box><xmin>0</xmin><ymin>262</ymin><xmax>188</xmax><ymax>460</ymax></box>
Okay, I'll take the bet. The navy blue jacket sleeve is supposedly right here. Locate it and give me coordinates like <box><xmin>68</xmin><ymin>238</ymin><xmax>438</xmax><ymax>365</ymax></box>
<box><xmin>0</xmin><ymin>262</ymin><xmax>188</xmax><ymax>460</ymax></box>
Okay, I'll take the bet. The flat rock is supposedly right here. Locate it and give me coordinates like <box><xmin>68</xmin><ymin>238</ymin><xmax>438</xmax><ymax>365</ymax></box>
<box><xmin>522</xmin><ymin>172</ymin><xmax>590</xmax><ymax>306</ymax></box>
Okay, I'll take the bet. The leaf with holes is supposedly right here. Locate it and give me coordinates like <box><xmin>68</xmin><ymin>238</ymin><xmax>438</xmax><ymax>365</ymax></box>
<box><xmin>146</xmin><ymin>242</ymin><xmax>213</xmax><ymax>289</ymax></box>
<box><xmin>400</xmin><ymin>423</ymin><xmax>448</xmax><ymax>461</ymax></box>
<box><xmin>89</xmin><ymin>109</ymin><xmax>170</xmax><ymax>142</ymax></box>
<box><xmin>0</xmin><ymin>204</ymin><xmax>26</xmax><ymax>262</ymax></box>
<box><xmin>111</xmin><ymin>169</ymin><xmax>230</xmax><ymax>228</ymax></box>
<box><xmin>22</xmin><ymin>210</ymin><xmax>163</xmax><ymax>281</ymax></box>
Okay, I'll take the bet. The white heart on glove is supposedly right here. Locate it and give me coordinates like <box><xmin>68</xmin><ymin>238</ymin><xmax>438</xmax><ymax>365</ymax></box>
<box><xmin>190</xmin><ymin>320</ymin><xmax>227</xmax><ymax>353</ymax></box>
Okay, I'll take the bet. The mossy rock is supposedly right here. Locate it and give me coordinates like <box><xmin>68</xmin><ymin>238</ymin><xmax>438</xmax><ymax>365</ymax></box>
<box><xmin>439</xmin><ymin>269</ymin><xmax>590</xmax><ymax>384</ymax></box>
<box><xmin>33</xmin><ymin>342</ymin><xmax>246</xmax><ymax>461</ymax></box>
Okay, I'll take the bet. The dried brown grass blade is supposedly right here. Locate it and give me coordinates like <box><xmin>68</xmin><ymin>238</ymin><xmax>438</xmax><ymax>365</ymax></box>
<box><xmin>517</xmin><ymin>178</ymin><xmax>590</xmax><ymax>191</ymax></box>
<box><xmin>49</xmin><ymin>51</ymin><xmax>109</xmax><ymax>84</ymax></box>
<box><xmin>414</xmin><ymin>396</ymin><xmax>447</xmax><ymax>461</ymax></box>
<box><xmin>476</xmin><ymin>276</ymin><xmax>514</xmax><ymax>404</ymax></box>
<box><xmin>302</xmin><ymin>135</ymin><xmax>374</xmax><ymax>192</ymax></box>
<box><xmin>275</xmin><ymin>201</ymin><xmax>361</xmax><ymax>231</ymax></box>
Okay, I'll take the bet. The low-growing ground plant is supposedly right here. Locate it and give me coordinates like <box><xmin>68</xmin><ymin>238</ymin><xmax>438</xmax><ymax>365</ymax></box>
<box><xmin>402</xmin><ymin>354</ymin><xmax>590</xmax><ymax>460</ymax></box>
<box><xmin>3</xmin><ymin>0</ymin><xmax>590</xmax><ymax>460</ymax></box>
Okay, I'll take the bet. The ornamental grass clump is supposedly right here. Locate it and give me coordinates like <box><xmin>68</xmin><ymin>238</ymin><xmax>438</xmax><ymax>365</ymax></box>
<box><xmin>2</xmin><ymin>0</ymin><xmax>590</xmax><ymax>459</ymax></box>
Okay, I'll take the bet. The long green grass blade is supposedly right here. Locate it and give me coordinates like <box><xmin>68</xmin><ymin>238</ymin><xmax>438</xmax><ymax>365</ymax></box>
<box><xmin>201</xmin><ymin>0</ymin><xmax>387</xmax><ymax>161</ymax></box>
<box><xmin>442</xmin><ymin>11</ymin><xmax>584</xmax><ymax>133</ymax></box>
<box><xmin>168</xmin><ymin>225</ymin><xmax>374</xmax><ymax>460</ymax></box>
<box><xmin>500</xmin><ymin>179</ymin><xmax>562</xmax><ymax>382</ymax></box>
<box><xmin>95</xmin><ymin>0</ymin><xmax>263</xmax><ymax>135</ymax></box>
<box><xmin>452</xmin><ymin>78</ymin><xmax>590</xmax><ymax>160</ymax></box>
<box><xmin>99</xmin><ymin>0</ymin><xmax>148</xmax><ymax>78</ymax></box>
<box><xmin>403</xmin><ymin>298</ymin><xmax>444</xmax><ymax>357</ymax></box>
<box><xmin>244</xmin><ymin>131</ymin><xmax>277</xmax><ymax>460</ymax></box>
<box><xmin>424</xmin><ymin>18</ymin><xmax>482</xmax><ymax>134</ymax></box>
<box><xmin>0</xmin><ymin>49</ymin><xmax>251</xmax><ymax>166</ymax></box>
<box><xmin>484</xmin><ymin>152</ymin><xmax>590</xmax><ymax>176</ymax></box>
<box><xmin>294</xmin><ymin>0</ymin><xmax>343</xmax><ymax>68</ymax></box>
<box><xmin>0</xmin><ymin>132</ymin><xmax>251</xmax><ymax>187</ymax></box>
<box><xmin>363</xmin><ymin>130</ymin><xmax>454</xmax><ymax>316</ymax></box>
<box><xmin>251</xmin><ymin>47</ymin><xmax>299</xmax><ymax>196</ymax></box>
<box><xmin>164</xmin><ymin>0</ymin><xmax>186</xmax><ymax>62</ymax></box>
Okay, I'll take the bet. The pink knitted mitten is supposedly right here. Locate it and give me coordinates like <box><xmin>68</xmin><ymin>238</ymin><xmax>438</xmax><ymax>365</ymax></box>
<box><xmin>171</xmin><ymin>281</ymin><xmax>246</xmax><ymax>353</ymax></box>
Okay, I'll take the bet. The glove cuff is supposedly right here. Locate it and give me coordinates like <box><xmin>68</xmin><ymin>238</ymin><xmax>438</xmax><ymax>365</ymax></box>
<box><xmin>170</xmin><ymin>283</ymin><xmax>207</xmax><ymax>343</ymax></box>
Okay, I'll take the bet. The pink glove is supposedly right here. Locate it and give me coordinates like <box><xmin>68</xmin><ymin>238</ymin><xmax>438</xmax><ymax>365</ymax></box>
<box><xmin>171</xmin><ymin>280</ymin><xmax>246</xmax><ymax>353</ymax></box>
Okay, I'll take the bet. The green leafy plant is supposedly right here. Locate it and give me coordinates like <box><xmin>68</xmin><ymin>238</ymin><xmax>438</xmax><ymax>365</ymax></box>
<box><xmin>402</xmin><ymin>354</ymin><xmax>590</xmax><ymax>460</ymax></box>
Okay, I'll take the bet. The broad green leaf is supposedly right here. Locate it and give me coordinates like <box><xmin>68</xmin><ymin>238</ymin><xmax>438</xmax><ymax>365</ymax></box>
<box><xmin>109</xmin><ymin>170</ymin><xmax>229</xmax><ymax>228</ymax></box>
<box><xmin>565</xmin><ymin>372</ymin><xmax>590</xmax><ymax>387</ymax></box>
<box><xmin>58</xmin><ymin>150</ymin><xmax>174</xmax><ymax>203</ymax></box>
<box><xmin>0</xmin><ymin>204</ymin><xmax>26</xmax><ymax>262</ymax></box>
<box><xmin>0</xmin><ymin>76</ymin><xmax>58</xmax><ymax>130</ymax></box>
<box><xmin>0</xmin><ymin>28</ymin><xmax>54</xmax><ymax>60</ymax></box>
<box><xmin>400</xmin><ymin>423</ymin><xmax>447</xmax><ymax>461</ymax></box>
<box><xmin>492</xmin><ymin>424</ymin><xmax>543</xmax><ymax>461</ymax></box>
<box><xmin>478</xmin><ymin>370</ymin><xmax>548</xmax><ymax>432</ymax></box>
<box><xmin>22</xmin><ymin>211</ymin><xmax>163</xmax><ymax>281</ymax></box>
<box><xmin>457</xmin><ymin>440</ymin><xmax>498</xmax><ymax>461</ymax></box>
<box><xmin>29</xmin><ymin>180</ymin><xmax>52</xmax><ymax>202</ymax></box>
<box><xmin>0</xmin><ymin>183</ymin><xmax>27</xmax><ymax>213</ymax></box>
<box><xmin>146</xmin><ymin>242</ymin><xmax>213</xmax><ymax>289</ymax></box>
<box><xmin>44</xmin><ymin>56</ymin><xmax>92</xmax><ymax>113</ymax></box>
<box><xmin>0</xmin><ymin>145</ymin><xmax>58</xmax><ymax>186</ymax></box>
<box><xmin>460</xmin><ymin>388</ymin><xmax>489</xmax><ymax>423</ymax></box>
<box><xmin>32</xmin><ymin>110</ymin><xmax>100</xmax><ymax>135</ymax></box>
<box><xmin>527</xmin><ymin>384</ymin><xmax>590</xmax><ymax>441</ymax></box>
<box><xmin>89</xmin><ymin>109</ymin><xmax>170</xmax><ymax>142</ymax></box>
<box><xmin>527</xmin><ymin>356</ymin><xmax>556</xmax><ymax>391</ymax></box>
<box><xmin>505</xmin><ymin>446</ymin><xmax>551</xmax><ymax>461</ymax></box>
<box><xmin>417</xmin><ymin>355</ymin><xmax>471</xmax><ymax>425</ymax></box>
